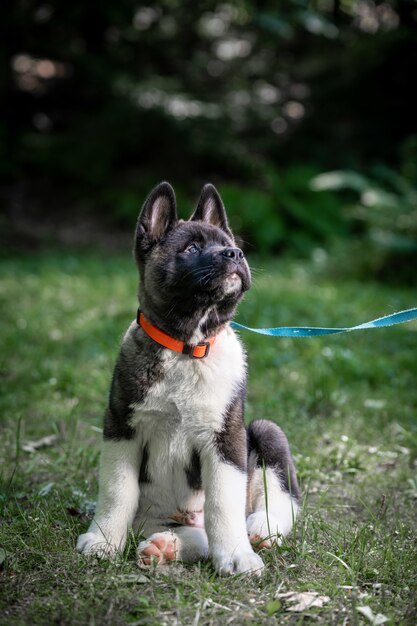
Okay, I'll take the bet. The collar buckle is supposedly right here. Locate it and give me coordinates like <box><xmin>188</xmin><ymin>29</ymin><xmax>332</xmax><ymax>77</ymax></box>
<box><xmin>182</xmin><ymin>341</ymin><xmax>211</xmax><ymax>359</ymax></box>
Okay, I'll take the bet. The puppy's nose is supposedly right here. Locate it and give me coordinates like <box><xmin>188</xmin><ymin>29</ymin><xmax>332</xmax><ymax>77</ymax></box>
<box><xmin>221</xmin><ymin>247</ymin><xmax>244</xmax><ymax>261</ymax></box>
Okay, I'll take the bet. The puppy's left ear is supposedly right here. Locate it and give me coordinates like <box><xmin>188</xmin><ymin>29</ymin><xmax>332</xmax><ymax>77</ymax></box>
<box><xmin>191</xmin><ymin>184</ymin><xmax>234</xmax><ymax>240</ymax></box>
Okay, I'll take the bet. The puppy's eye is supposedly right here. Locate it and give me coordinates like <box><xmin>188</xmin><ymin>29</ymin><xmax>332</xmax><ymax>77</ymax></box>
<box><xmin>185</xmin><ymin>243</ymin><xmax>199</xmax><ymax>254</ymax></box>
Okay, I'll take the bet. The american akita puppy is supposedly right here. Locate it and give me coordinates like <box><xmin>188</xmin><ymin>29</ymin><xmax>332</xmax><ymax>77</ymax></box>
<box><xmin>76</xmin><ymin>182</ymin><xmax>299</xmax><ymax>575</ymax></box>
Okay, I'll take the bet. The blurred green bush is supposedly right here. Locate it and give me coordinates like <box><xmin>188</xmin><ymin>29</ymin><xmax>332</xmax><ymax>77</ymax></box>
<box><xmin>310</xmin><ymin>137</ymin><xmax>417</xmax><ymax>283</ymax></box>
<box><xmin>221</xmin><ymin>164</ymin><xmax>346</xmax><ymax>255</ymax></box>
<box><xmin>2</xmin><ymin>0</ymin><xmax>417</xmax><ymax>283</ymax></box>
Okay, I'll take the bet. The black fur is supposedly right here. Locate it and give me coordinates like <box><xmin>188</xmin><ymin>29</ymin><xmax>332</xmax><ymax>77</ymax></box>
<box><xmin>215</xmin><ymin>387</ymin><xmax>248</xmax><ymax>473</ymax></box>
<box><xmin>185</xmin><ymin>449</ymin><xmax>203</xmax><ymax>491</ymax></box>
<box><xmin>247</xmin><ymin>420</ymin><xmax>300</xmax><ymax>499</ymax></box>
<box><xmin>139</xmin><ymin>443</ymin><xmax>151</xmax><ymax>484</ymax></box>
<box><xmin>103</xmin><ymin>331</ymin><xmax>164</xmax><ymax>440</ymax></box>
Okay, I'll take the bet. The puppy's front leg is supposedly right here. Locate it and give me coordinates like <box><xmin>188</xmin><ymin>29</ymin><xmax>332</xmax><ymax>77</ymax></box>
<box><xmin>77</xmin><ymin>437</ymin><xmax>140</xmax><ymax>558</ymax></box>
<box><xmin>202</xmin><ymin>449</ymin><xmax>264</xmax><ymax>576</ymax></box>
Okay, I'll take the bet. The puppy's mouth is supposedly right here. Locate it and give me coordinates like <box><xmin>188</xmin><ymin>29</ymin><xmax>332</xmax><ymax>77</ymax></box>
<box><xmin>222</xmin><ymin>271</ymin><xmax>242</xmax><ymax>295</ymax></box>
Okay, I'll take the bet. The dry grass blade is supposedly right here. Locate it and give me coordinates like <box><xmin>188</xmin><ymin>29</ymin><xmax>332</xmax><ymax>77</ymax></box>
<box><xmin>22</xmin><ymin>434</ymin><xmax>59</xmax><ymax>453</ymax></box>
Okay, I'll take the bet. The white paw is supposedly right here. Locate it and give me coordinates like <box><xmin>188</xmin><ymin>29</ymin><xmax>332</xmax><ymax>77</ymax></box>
<box><xmin>246</xmin><ymin>511</ymin><xmax>282</xmax><ymax>549</ymax></box>
<box><xmin>76</xmin><ymin>532</ymin><xmax>119</xmax><ymax>558</ymax></box>
<box><xmin>213</xmin><ymin>549</ymin><xmax>264</xmax><ymax>576</ymax></box>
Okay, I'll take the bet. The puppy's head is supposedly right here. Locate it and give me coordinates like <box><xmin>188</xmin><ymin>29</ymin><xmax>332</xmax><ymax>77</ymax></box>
<box><xmin>134</xmin><ymin>182</ymin><xmax>251</xmax><ymax>339</ymax></box>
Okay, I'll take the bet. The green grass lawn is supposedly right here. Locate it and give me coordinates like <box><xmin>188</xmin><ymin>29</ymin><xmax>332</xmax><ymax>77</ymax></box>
<box><xmin>1</xmin><ymin>249</ymin><xmax>416</xmax><ymax>625</ymax></box>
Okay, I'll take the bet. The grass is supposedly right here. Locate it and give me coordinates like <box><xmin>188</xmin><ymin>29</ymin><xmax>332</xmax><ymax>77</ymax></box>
<box><xmin>1</xmin><ymin>248</ymin><xmax>417</xmax><ymax>625</ymax></box>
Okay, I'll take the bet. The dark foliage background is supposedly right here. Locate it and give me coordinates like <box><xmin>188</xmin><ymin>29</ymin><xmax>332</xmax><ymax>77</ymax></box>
<box><xmin>1</xmin><ymin>0</ymin><xmax>417</xmax><ymax>275</ymax></box>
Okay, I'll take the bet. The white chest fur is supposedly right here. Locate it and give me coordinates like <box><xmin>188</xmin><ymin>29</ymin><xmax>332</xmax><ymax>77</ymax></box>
<box><xmin>129</xmin><ymin>325</ymin><xmax>245</xmax><ymax>437</ymax></box>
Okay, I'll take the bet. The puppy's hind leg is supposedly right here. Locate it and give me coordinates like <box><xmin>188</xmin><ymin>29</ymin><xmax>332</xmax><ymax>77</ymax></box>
<box><xmin>246</xmin><ymin>420</ymin><xmax>299</xmax><ymax>549</ymax></box>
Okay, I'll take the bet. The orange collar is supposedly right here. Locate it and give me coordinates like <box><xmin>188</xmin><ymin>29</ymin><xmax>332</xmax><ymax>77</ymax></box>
<box><xmin>137</xmin><ymin>309</ymin><xmax>216</xmax><ymax>359</ymax></box>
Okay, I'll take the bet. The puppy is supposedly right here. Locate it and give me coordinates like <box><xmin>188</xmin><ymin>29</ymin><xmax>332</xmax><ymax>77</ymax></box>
<box><xmin>76</xmin><ymin>182</ymin><xmax>299</xmax><ymax>575</ymax></box>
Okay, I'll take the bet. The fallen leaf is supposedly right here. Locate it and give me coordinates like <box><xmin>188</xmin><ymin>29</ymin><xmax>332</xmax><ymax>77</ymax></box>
<box><xmin>22</xmin><ymin>434</ymin><xmax>58</xmax><ymax>453</ymax></box>
<box><xmin>277</xmin><ymin>591</ymin><xmax>330</xmax><ymax>612</ymax></box>
<box><xmin>357</xmin><ymin>606</ymin><xmax>389</xmax><ymax>625</ymax></box>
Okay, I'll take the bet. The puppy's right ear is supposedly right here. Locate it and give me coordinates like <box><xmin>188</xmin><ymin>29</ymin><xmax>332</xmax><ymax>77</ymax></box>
<box><xmin>135</xmin><ymin>182</ymin><xmax>177</xmax><ymax>257</ymax></box>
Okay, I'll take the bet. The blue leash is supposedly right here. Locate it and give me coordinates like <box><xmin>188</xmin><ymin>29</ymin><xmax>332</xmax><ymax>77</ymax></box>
<box><xmin>231</xmin><ymin>308</ymin><xmax>417</xmax><ymax>338</ymax></box>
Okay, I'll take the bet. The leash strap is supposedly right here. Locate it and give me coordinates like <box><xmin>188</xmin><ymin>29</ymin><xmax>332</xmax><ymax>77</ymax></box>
<box><xmin>230</xmin><ymin>307</ymin><xmax>417</xmax><ymax>338</ymax></box>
